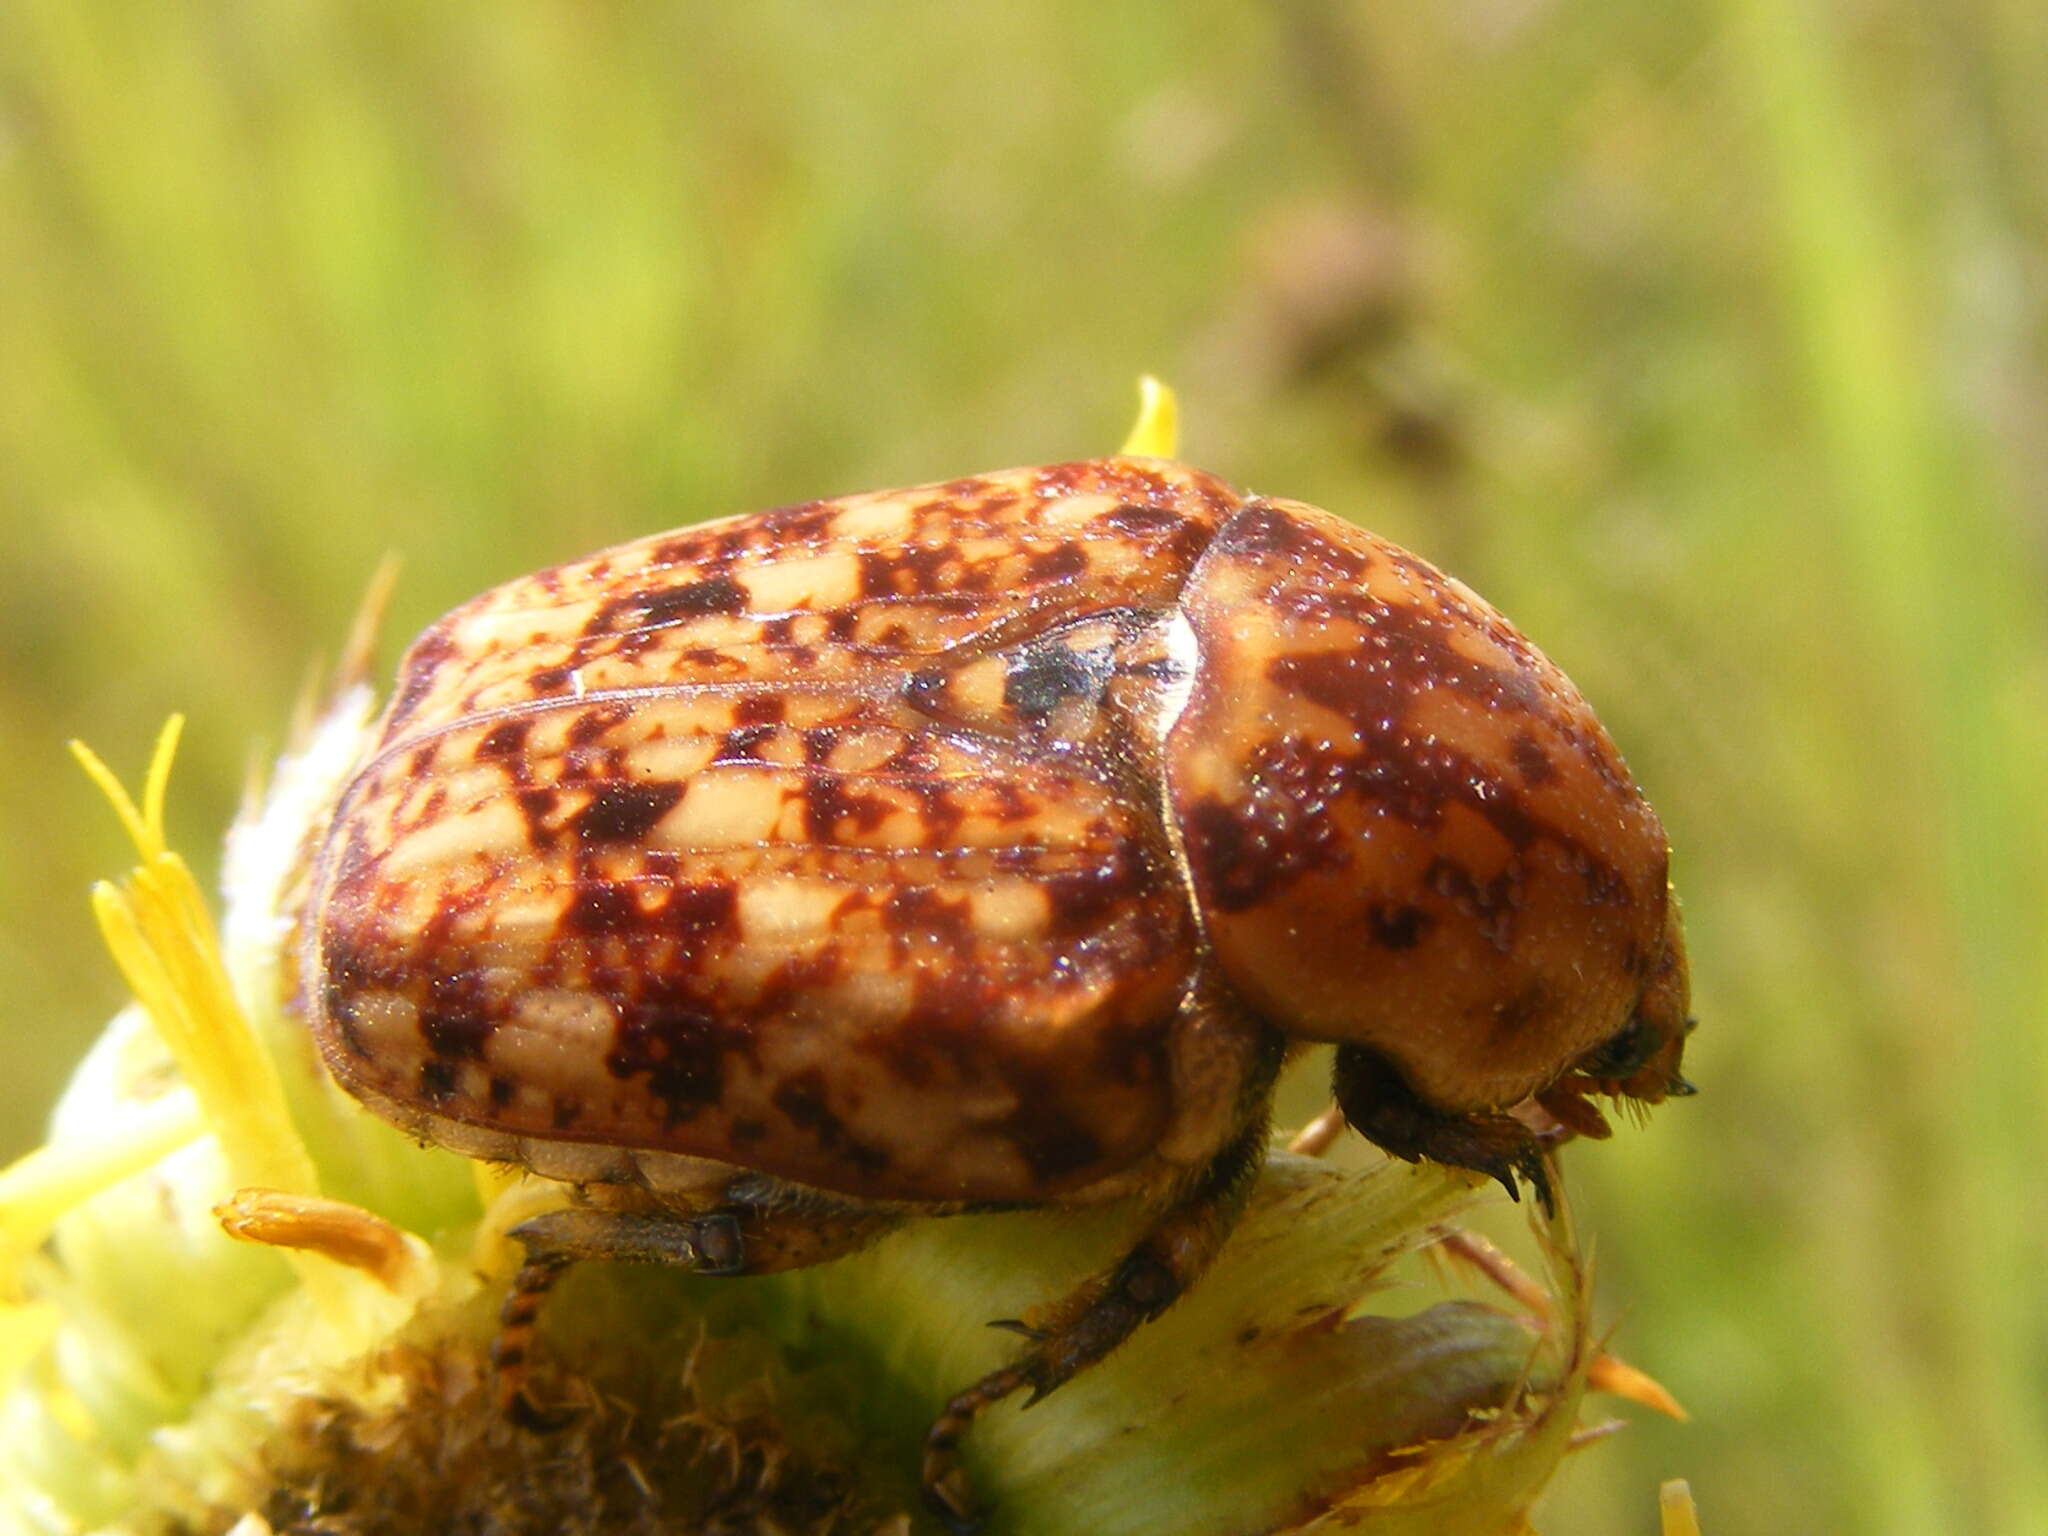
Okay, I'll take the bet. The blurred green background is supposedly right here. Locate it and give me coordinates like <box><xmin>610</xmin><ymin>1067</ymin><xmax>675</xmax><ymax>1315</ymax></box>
<box><xmin>3</xmin><ymin>3</ymin><xmax>2045</xmax><ymax>1531</ymax></box>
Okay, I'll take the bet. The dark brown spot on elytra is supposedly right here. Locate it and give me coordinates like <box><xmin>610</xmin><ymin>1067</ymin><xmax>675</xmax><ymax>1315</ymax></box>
<box><xmin>574</xmin><ymin>781</ymin><xmax>683</xmax><ymax>844</ymax></box>
<box><xmin>614</xmin><ymin>575</ymin><xmax>745</xmax><ymax>630</ymax></box>
<box><xmin>422</xmin><ymin>1002</ymin><xmax>494</xmax><ymax>1062</ymax></box>
<box><xmin>566</xmin><ymin>703</ymin><xmax>630</xmax><ymax>749</ymax></box>
<box><xmin>1042</xmin><ymin>842</ymin><xmax>1152</xmax><ymax>936</ymax></box>
<box><xmin>1220</xmin><ymin>501</ymin><xmax>1368</xmax><ymax>580</ymax></box>
<box><xmin>388</xmin><ymin>629</ymin><xmax>454</xmax><ymax>726</ymax></box>
<box><xmin>515</xmin><ymin>786</ymin><xmax>560</xmax><ymax>837</ymax></box>
<box><xmin>713</xmin><ymin>724</ymin><xmax>778</xmax><ymax>763</ymax></box>
<box><xmin>803</xmin><ymin>771</ymin><xmax>893</xmax><ymax>841</ymax></box>
<box><xmin>418</xmin><ymin>1060</ymin><xmax>458</xmax><ymax>1105</ymax></box>
<box><xmin>902</xmin><ymin>667</ymin><xmax>949</xmax><ymax>716</ymax></box>
<box><xmin>1024</xmin><ymin>542</ymin><xmax>1087</xmax><ymax>583</ymax></box>
<box><xmin>883</xmin><ymin>885</ymin><xmax>976</xmax><ymax>954</ymax></box>
<box><xmin>477</xmin><ymin>719</ymin><xmax>532</xmax><ymax>761</ymax></box>
<box><xmin>773</xmin><ymin>1068</ymin><xmax>888</xmax><ymax>1175</ymax></box>
<box><xmin>1099</xmin><ymin>501</ymin><xmax>1186</xmax><ymax>538</ymax></box>
<box><xmin>999</xmin><ymin>1102</ymin><xmax>1105</xmax><ymax>1185</ymax></box>
<box><xmin>658</xmin><ymin>881</ymin><xmax>739</xmax><ymax>938</ymax></box>
<box><xmin>606</xmin><ymin>1001</ymin><xmax>728</xmax><ymax>1128</ymax></box>
<box><xmin>563</xmin><ymin>882</ymin><xmax>638</xmax><ymax>936</ymax></box>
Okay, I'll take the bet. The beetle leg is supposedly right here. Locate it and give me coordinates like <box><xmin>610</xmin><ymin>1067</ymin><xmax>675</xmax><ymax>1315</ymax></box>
<box><xmin>1333</xmin><ymin>1044</ymin><xmax>1555</xmax><ymax>1214</ymax></box>
<box><xmin>921</xmin><ymin>1123</ymin><xmax>1268</xmax><ymax>1532</ymax></box>
<box><xmin>494</xmin><ymin>1249</ymin><xmax>577</xmax><ymax>1430</ymax></box>
<box><xmin>495</xmin><ymin>1197</ymin><xmax>901</xmax><ymax>1430</ymax></box>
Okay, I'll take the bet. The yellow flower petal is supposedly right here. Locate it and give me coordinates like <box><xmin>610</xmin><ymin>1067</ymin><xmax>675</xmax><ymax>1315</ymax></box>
<box><xmin>1118</xmin><ymin>375</ymin><xmax>1180</xmax><ymax>458</ymax></box>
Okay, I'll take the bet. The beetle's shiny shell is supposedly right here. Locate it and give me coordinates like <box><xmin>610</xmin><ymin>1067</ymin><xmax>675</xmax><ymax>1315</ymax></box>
<box><xmin>303</xmin><ymin>457</ymin><xmax>1674</xmax><ymax>1203</ymax></box>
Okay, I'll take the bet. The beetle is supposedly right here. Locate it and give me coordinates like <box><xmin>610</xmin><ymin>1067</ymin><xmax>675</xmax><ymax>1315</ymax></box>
<box><xmin>298</xmin><ymin>455</ymin><xmax>1692</xmax><ymax>1527</ymax></box>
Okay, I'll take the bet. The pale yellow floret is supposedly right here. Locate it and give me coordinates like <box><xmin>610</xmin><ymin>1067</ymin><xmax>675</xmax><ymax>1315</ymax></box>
<box><xmin>64</xmin><ymin>716</ymin><xmax>370</xmax><ymax>1326</ymax></box>
<box><xmin>0</xmin><ymin>1298</ymin><xmax>58</xmax><ymax>1390</ymax></box>
<box><xmin>1660</xmin><ymin>1478</ymin><xmax>1703</xmax><ymax>1535</ymax></box>
<box><xmin>1118</xmin><ymin>375</ymin><xmax>1180</xmax><ymax>459</ymax></box>
<box><xmin>70</xmin><ymin>718</ymin><xmax>319</xmax><ymax>1205</ymax></box>
<box><xmin>0</xmin><ymin>1087</ymin><xmax>203</xmax><ymax>1299</ymax></box>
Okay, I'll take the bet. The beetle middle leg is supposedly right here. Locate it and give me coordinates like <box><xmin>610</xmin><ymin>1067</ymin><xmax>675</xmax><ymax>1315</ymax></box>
<box><xmin>921</xmin><ymin>1122</ymin><xmax>1268</xmax><ymax>1532</ymax></box>
<box><xmin>1333</xmin><ymin>1043</ymin><xmax>1555</xmax><ymax>1212</ymax></box>
<box><xmin>494</xmin><ymin>1185</ymin><xmax>901</xmax><ymax>1427</ymax></box>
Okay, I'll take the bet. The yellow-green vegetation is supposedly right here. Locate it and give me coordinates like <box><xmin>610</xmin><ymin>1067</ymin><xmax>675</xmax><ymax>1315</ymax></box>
<box><xmin>1</xmin><ymin>4</ymin><xmax>2044</xmax><ymax>1533</ymax></box>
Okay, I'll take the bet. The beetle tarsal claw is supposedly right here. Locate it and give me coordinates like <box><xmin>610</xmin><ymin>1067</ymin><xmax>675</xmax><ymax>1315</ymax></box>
<box><xmin>503</xmin><ymin>1385</ymin><xmax>582</xmax><ymax>1435</ymax></box>
<box><xmin>985</xmin><ymin>1317</ymin><xmax>1049</xmax><ymax>1340</ymax></box>
<box><xmin>922</xmin><ymin>1472</ymin><xmax>989</xmax><ymax>1536</ymax></box>
<box><xmin>1515</xmin><ymin>1151</ymin><xmax>1557</xmax><ymax>1219</ymax></box>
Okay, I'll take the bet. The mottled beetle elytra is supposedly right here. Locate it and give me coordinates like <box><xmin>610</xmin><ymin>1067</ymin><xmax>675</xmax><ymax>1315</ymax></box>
<box><xmin>298</xmin><ymin>454</ymin><xmax>1692</xmax><ymax>1527</ymax></box>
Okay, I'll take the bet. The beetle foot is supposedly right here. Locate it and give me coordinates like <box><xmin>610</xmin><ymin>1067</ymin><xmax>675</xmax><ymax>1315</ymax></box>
<box><xmin>923</xmin><ymin>1362</ymin><xmax>1027</xmax><ymax>1532</ymax></box>
<box><xmin>920</xmin><ymin>1125</ymin><xmax>1269</xmax><ymax>1520</ymax></box>
<box><xmin>494</xmin><ymin>1250</ymin><xmax>575</xmax><ymax>1432</ymax></box>
<box><xmin>985</xmin><ymin>1317</ymin><xmax>1049</xmax><ymax>1340</ymax></box>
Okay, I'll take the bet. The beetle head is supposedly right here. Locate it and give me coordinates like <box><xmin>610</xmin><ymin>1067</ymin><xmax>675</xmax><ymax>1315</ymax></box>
<box><xmin>1534</xmin><ymin>898</ymin><xmax>1694</xmax><ymax>1138</ymax></box>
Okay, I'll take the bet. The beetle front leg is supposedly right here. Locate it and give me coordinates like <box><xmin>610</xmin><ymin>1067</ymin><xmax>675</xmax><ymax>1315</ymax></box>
<box><xmin>921</xmin><ymin>1123</ymin><xmax>1268</xmax><ymax>1532</ymax></box>
<box><xmin>494</xmin><ymin>1196</ymin><xmax>901</xmax><ymax>1428</ymax></box>
<box><xmin>1333</xmin><ymin>1043</ymin><xmax>1555</xmax><ymax>1213</ymax></box>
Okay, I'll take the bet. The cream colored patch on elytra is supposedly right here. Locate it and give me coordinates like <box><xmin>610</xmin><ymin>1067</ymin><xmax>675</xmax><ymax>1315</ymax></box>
<box><xmin>827</xmin><ymin>964</ymin><xmax>916</xmax><ymax>1023</ymax></box>
<box><xmin>738</xmin><ymin>551</ymin><xmax>864</xmax><ymax>614</ymax></box>
<box><xmin>664</xmin><ymin>613</ymin><xmax>762</xmax><ymax>650</ymax></box>
<box><xmin>487</xmin><ymin>990</ymin><xmax>624</xmax><ymax>1100</ymax></box>
<box><xmin>659</xmin><ymin>769</ymin><xmax>788</xmax><ymax>848</ymax></box>
<box><xmin>448</xmin><ymin>599</ymin><xmax>606</xmax><ymax>655</ymax></box>
<box><xmin>738</xmin><ymin>876</ymin><xmax>850</xmax><ymax>943</ymax></box>
<box><xmin>338</xmin><ymin>991</ymin><xmax>424</xmax><ymax>1063</ymax></box>
<box><xmin>825</xmin><ymin>728</ymin><xmax>908</xmax><ymax>774</ymax></box>
<box><xmin>374</xmin><ymin>795</ymin><xmax>532</xmax><ymax>881</ymax></box>
<box><xmin>480</xmin><ymin>893</ymin><xmax>573</xmax><ymax>943</ymax></box>
<box><xmin>827</xmin><ymin>493</ymin><xmax>916</xmax><ymax>542</ymax></box>
<box><xmin>620</xmin><ymin>736</ymin><xmax>723</xmax><ymax>785</ymax></box>
<box><xmin>1036</xmin><ymin>492</ymin><xmax>1124</xmax><ymax>530</ymax></box>
<box><xmin>970</xmin><ymin>880</ymin><xmax>1051</xmax><ymax>942</ymax></box>
<box><xmin>948</xmin><ymin>655</ymin><xmax>1010</xmax><ymax>719</ymax></box>
<box><xmin>842</xmin><ymin>804</ymin><xmax>937</xmax><ymax>849</ymax></box>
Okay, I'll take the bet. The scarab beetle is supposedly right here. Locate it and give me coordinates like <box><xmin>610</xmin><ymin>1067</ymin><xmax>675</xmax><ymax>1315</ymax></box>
<box><xmin>299</xmin><ymin>456</ymin><xmax>1692</xmax><ymax>1525</ymax></box>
